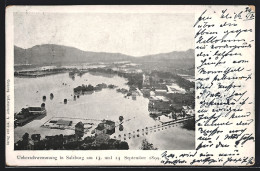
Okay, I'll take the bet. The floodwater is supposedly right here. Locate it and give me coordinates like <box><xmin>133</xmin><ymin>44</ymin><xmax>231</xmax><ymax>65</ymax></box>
<box><xmin>14</xmin><ymin>72</ymin><xmax>195</xmax><ymax>150</ymax></box>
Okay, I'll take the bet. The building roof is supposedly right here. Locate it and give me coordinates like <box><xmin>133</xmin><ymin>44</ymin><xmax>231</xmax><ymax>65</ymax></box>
<box><xmin>151</xmin><ymin>101</ymin><xmax>171</xmax><ymax>110</ymax></box>
<box><xmin>96</xmin><ymin>123</ymin><xmax>105</xmax><ymax>131</ymax></box>
<box><xmin>159</xmin><ymin>115</ymin><xmax>172</xmax><ymax>123</ymax></box>
<box><xmin>155</xmin><ymin>89</ymin><xmax>167</xmax><ymax>92</ymax></box>
<box><xmin>104</xmin><ymin>120</ymin><xmax>115</xmax><ymax>126</ymax></box>
<box><xmin>28</xmin><ymin>107</ymin><xmax>43</xmax><ymax>112</ymax></box>
<box><xmin>183</xmin><ymin>106</ymin><xmax>193</xmax><ymax>110</ymax></box>
<box><xmin>150</xmin><ymin>96</ymin><xmax>169</xmax><ymax>102</ymax></box>
<box><xmin>182</xmin><ymin>106</ymin><xmax>189</xmax><ymax>110</ymax></box>
<box><xmin>56</xmin><ymin>119</ymin><xmax>72</xmax><ymax>126</ymax></box>
<box><xmin>153</xmin><ymin>84</ymin><xmax>168</xmax><ymax>90</ymax></box>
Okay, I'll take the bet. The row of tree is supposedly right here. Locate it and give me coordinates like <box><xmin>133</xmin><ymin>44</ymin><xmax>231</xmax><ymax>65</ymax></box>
<box><xmin>15</xmin><ymin>133</ymin><xmax>130</xmax><ymax>150</ymax></box>
<box><xmin>74</xmin><ymin>84</ymin><xmax>95</xmax><ymax>92</ymax></box>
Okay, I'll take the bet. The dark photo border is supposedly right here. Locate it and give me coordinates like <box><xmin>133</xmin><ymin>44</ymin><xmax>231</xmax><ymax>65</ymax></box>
<box><xmin>2</xmin><ymin>0</ymin><xmax>259</xmax><ymax>169</ymax></box>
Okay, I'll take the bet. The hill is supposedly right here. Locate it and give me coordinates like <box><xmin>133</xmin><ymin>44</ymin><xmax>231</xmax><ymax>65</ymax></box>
<box><xmin>14</xmin><ymin>44</ymin><xmax>133</xmax><ymax>65</ymax></box>
<box><xmin>14</xmin><ymin>44</ymin><xmax>194</xmax><ymax>69</ymax></box>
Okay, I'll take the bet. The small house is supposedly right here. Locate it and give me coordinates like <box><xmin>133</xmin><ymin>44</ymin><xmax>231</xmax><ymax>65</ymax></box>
<box><xmin>182</xmin><ymin>106</ymin><xmax>195</xmax><ymax>117</ymax></box>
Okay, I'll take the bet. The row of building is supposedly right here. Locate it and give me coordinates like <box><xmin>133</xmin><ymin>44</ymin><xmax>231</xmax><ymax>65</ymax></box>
<box><xmin>15</xmin><ymin>119</ymin><xmax>118</xmax><ymax>150</ymax></box>
<box><xmin>142</xmin><ymin>73</ymin><xmax>195</xmax><ymax>119</ymax></box>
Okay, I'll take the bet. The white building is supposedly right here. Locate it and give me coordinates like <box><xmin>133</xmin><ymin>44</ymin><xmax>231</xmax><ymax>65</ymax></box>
<box><xmin>182</xmin><ymin>106</ymin><xmax>195</xmax><ymax>116</ymax></box>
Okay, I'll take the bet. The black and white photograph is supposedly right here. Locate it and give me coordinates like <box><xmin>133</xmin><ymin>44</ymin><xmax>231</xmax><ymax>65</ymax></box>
<box><xmin>5</xmin><ymin>5</ymin><xmax>256</xmax><ymax>166</ymax></box>
<box><xmin>13</xmin><ymin>10</ymin><xmax>195</xmax><ymax>150</ymax></box>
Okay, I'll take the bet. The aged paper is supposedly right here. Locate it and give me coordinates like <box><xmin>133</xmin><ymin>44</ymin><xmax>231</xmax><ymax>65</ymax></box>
<box><xmin>5</xmin><ymin>5</ymin><xmax>255</xmax><ymax>166</ymax></box>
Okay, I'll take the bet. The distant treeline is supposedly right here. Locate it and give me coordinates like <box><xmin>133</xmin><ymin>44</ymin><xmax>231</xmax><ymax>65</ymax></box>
<box><xmin>74</xmin><ymin>84</ymin><xmax>95</xmax><ymax>92</ymax></box>
<box><xmin>14</xmin><ymin>68</ymin><xmax>74</xmax><ymax>77</ymax></box>
<box><xmin>88</xmin><ymin>68</ymin><xmax>143</xmax><ymax>89</ymax></box>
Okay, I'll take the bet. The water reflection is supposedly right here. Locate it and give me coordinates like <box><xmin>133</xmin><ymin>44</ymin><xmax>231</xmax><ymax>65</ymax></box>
<box><xmin>41</xmin><ymin>103</ymin><xmax>45</xmax><ymax>108</ymax></box>
<box><xmin>50</xmin><ymin>93</ymin><xmax>54</xmax><ymax>100</ymax></box>
<box><xmin>119</xmin><ymin>124</ymin><xmax>124</xmax><ymax>131</ymax></box>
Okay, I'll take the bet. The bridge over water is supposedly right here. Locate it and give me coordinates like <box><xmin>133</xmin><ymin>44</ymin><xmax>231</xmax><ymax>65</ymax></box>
<box><xmin>113</xmin><ymin>116</ymin><xmax>195</xmax><ymax>140</ymax></box>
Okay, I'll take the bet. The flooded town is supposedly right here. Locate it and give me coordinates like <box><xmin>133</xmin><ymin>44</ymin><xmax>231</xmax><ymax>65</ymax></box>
<box><xmin>14</xmin><ymin>60</ymin><xmax>195</xmax><ymax>150</ymax></box>
<box><xmin>13</xmin><ymin>11</ymin><xmax>195</xmax><ymax>150</ymax></box>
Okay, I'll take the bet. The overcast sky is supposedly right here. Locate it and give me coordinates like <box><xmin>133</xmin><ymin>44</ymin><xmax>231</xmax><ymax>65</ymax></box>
<box><xmin>14</xmin><ymin>12</ymin><xmax>194</xmax><ymax>57</ymax></box>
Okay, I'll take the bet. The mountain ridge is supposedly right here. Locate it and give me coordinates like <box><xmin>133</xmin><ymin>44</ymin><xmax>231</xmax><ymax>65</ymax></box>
<box><xmin>14</xmin><ymin>44</ymin><xmax>194</xmax><ymax>65</ymax></box>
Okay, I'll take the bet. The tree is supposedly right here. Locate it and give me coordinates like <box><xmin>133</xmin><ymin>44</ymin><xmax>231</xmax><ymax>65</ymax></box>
<box><xmin>21</xmin><ymin>108</ymin><xmax>29</xmax><ymax>115</ymax></box>
<box><xmin>149</xmin><ymin>113</ymin><xmax>158</xmax><ymax>121</ymax></box>
<box><xmin>140</xmin><ymin>139</ymin><xmax>158</xmax><ymax>150</ymax></box>
<box><xmin>119</xmin><ymin>124</ymin><xmax>124</xmax><ymax>131</ymax></box>
<box><xmin>119</xmin><ymin>116</ymin><xmax>124</xmax><ymax>122</ymax></box>
<box><xmin>100</xmin><ymin>143</ymin><xmax>109</xmax><ymax>150</ymax></box>
<box><xmin>34</xmin><ymin>140</ymin><xmax>46</xmax><ymax>150</ymax></box>
<box><xmin>14</xmin><ymin>140</ymin><xmax>23</xmax><ymax>150</ymax></box>
<box><xmin>119</xmin><ymin>141</ymin><xmax>129</xmax><ymax>150</ymax></box>
<box><xmin>114</xmin><ymin>140</ymin><xmax>121</xmax><ymax>149</ymax></box>
<box><xmin>22</xmin><ymin>133</ymin><xmax>29</xmax><ymax>143</ymax></box>
<box><xmin>21</xmin><ymin>132</ymin><xmax>30</xmax><ymax>149</ymax></box>
<box><xmin>41</xmin><ymin>103</ymin><xmax>45</xmax><ymax>108</ymax></box>
<box><xmin>87</xmin><ymin>84</ymin><xmax>94</xmax><ymax>91</ymax></box>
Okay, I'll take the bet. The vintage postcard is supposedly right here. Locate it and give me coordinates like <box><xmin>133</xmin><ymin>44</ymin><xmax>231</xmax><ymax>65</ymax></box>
<box><xmin>5</xmin><ymin>5</ymin><xmax>255</xmax><ymax>166</ymax></box>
